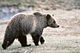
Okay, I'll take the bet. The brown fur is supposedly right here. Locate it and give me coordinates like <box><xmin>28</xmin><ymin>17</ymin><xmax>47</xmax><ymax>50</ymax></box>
<box><xmin>2</xmin><ymin>12</ymin><xmax>59</xmax><ymax>49</ymax></box>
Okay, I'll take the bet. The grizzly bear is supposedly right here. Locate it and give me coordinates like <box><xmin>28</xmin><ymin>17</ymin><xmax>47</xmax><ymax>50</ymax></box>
<box><xmin>2</xmin><ymin>12</ymin><xmax>59</xmax><ymax>49</ymax></box>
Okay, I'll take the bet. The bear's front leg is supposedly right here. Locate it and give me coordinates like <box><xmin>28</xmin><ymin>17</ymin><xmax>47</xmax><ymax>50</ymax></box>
<box><xmin>31</xmin><ymin>33</ymin><xmax>40</xmax><ymax>46</ymax></box>
<box><xmin>31</xmin><ymin>29</ymin><xmax>43</xmax><ymax>46</ymax></box>
<box><xmin>40</xmin><ymin>36</ymin><xmax>45</xmax><ymax>44</ymax></box>
<box><xmin>18</xmin><ymin>34</ymin><xmax>31</xmax><ymax>47</ymax></box>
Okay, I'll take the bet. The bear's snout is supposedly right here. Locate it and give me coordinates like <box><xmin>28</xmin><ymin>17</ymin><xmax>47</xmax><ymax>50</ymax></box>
<box><xmin>52</xmin><ymin>24</ymin><xmax>59</xmax><ymax>28</ymax></box>
<box><xmin>57</xmin><ymin>25</ymin><xmax>59</xmax><ymax>27</ymax></box>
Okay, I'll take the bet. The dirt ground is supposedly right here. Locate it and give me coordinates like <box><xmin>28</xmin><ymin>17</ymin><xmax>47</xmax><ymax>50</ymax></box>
<box><xmin>0</xmin><ymin>9</ymin><xmax>80</xmax><ymax>53</ymax></box>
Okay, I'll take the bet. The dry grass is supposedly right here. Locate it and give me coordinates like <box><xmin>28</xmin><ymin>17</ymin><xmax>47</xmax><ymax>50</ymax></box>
<box><xmin>0</xmin><ymin>9</ymin><xmax>80</xmax><ymax>53</ymax></box>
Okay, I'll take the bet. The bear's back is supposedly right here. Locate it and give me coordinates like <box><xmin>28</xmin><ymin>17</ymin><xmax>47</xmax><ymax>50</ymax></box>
<box><xmin>8</xmin><ymin>12</ymin><xmax>47</xmax><ymax>34</ymax></box>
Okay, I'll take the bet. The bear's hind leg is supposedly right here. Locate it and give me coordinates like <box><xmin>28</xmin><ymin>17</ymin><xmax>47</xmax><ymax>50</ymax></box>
<box><xmin>2</xmin><ymin>37</ymin><xmax>15</xmax><ymax>49</ymax></box>
<box><xmin>18</xmin><ymin>34</ymin><xmax>31</xmax><ymax>47</ymax></box>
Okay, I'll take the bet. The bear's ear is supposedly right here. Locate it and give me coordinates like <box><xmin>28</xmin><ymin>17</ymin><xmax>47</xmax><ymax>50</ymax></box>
<box><xmin>46</xmin><ymin>14</ymin><xmax>51</xmax><ymax>20</ymax></box>
<box><xmin>34</xmin><ymin>12</ymin><xmax>42</xmax><ymax>16</ymax></box>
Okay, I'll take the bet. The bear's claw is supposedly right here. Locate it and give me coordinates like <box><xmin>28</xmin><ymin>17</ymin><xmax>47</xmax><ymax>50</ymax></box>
<box><xmin>22</xmin><ymin>44</ymin><xmax>31</xmax><ymax>47</ymax></box>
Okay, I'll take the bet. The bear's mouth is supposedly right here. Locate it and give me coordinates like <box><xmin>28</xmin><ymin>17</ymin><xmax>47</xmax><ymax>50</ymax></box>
<box><xmin>51</xmin><ymin>25</ymin><xmax>59</xmax><ymax>28</ymax></box>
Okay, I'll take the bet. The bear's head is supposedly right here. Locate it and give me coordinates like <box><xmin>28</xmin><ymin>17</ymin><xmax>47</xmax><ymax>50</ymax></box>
<box><xmin>46</xmin><ymin>14</ymin><xmax>59</xmax><ymax>28</ymax></box>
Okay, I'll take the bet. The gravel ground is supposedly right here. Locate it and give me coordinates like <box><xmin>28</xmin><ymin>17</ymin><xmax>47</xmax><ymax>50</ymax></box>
<box><xmin>0</xmin><ymin>9</ymin><xmax>80</xmax><ymax>53</ymax></box>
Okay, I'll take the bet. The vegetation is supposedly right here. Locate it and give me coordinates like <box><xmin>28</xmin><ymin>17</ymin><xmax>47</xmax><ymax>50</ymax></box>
<box><xmin>0</xmin><ymin>0</ymin><xmax>80</xmax><ymax>9</ymax></box>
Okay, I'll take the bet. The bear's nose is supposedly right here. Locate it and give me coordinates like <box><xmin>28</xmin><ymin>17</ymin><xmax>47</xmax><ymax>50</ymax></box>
<box><xmin>57</xmin><ymin>25</ymin><xmax>59</xmax><ymax>27</ymax></box>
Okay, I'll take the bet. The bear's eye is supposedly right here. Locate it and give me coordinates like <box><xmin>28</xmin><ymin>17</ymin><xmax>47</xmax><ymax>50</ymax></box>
<box><xmin>53</xmin><ymin>21</ymin><xmax>56</xmax><ymax>23</ymax></box>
